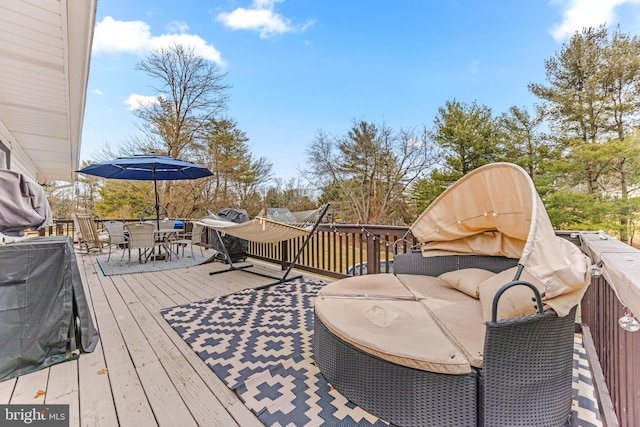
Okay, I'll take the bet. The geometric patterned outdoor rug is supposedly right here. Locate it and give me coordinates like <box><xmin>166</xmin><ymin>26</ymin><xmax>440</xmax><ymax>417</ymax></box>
<box><xmin>161</xmin><ymin>279</ymin><xmax>602</xmax><ymax>427</ymax></box>
<box><xmin>96</xmin><ymin>248</ymin><xmax>213</xmax><ymax>276</ymax></box>
<box><xmin>571</xmin><ymin>336</ymin><xmax>602</xmax><ymax>427</ymax></box>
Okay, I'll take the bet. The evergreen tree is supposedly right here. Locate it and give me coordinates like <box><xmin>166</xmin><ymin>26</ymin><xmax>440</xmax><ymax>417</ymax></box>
<box><xmin>530</xmin><ymin>26</ymin><xmax>640</xmax><ymax>242</ymax></box>
<box><xmin>411</xmin><ymin>100</ymin><xmax>501</xmax><ymax>216</ymax></box>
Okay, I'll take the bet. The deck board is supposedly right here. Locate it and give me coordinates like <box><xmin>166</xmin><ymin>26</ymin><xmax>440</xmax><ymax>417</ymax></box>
<box><xmin>46</xmin><ymin>361</ymin><xmax>80</xmax><ymax>427</ymax></box>
<box><xmin>100</xmin><ymin>274</ymin><xmax>199</xmax><ymax>426</ymax></box>
<box><xmin>84</xmin><ymin>259</ymin><xmax>159</xmax><ymax>427</ymax></box>
<box><xmin>114</xmin><ymin>272</ymin><xmax>241</xmax><ymax>426</ymax></box>
<box><xmin>82</xmin><ymin>254</ymin><xmax>265</xmax><ymax>426</ymax></box>
<box><xmin>125</xmin><ymin>273</ymin><xmax>250</xmax><ymax>413</ymax></box>
<box><xmin>76</xmin><ymin>256</ymin><xmax>120</xmax><ymax>427</ymax></box>
<box><xmin>76</xmin><ymin>343</ymin><xmax>118</xmax><ymax>427</ymax></box>
<box><xmin>0</xmin><ymin>249</ymin><xmax>314</xmax><ymax>426</ymax></box>
<box><xmin>0</xmin><ymin>378</ymin><xmax>16</xmax><ymax>404</ymax></box>
<box><xmin>11</xmin><ymin>368</ymin><xmax>48</xmax><ymax>404</ymax></box>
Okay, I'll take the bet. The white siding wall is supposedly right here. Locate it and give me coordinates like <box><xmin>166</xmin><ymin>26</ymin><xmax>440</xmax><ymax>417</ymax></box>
<box><xmin>0</xmin><ymin>120</ymin><xmax>39</xmax><ymax>181</ymax></box>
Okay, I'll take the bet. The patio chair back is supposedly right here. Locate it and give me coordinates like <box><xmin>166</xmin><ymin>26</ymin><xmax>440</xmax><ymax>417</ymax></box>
<box><xmin>158</xmin><ymin>219</ymin><xmax>176</xmax><ymax>230</ymax></box>
<box><xmin>174</xmin><ymin>222</ymin><xmax>205</xmax><ymax>258</ymax></box>
<box><xmin>103</xmin><ymin>220</ymin><xmax>127</xmax><ymax>262</ymax></box>
<box><xmin>155</xmin><ymin>222</ymin><xmax>178</xmax><ymax>261</ymax></box>
<box><xmin>73</xmin><ymin>213</ymin><xmax>106</xmax><ymax>253</ymax></box>
<box><xmin>125</xmin><ymin>222</ymin><xmax>155</xmax><ymax>263</ymax></box>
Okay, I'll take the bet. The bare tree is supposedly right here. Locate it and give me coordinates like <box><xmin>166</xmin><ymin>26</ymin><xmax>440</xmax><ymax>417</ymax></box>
<box><xmin>134</xmin><ymin>42</ymin><xmax>231</xmax><ymax>159</ymax></box>
<box><xmin>129</xmin><ymin>42</ymin><xmax>232</xmax><ymax>215</ymax></box>
<box><xmin>305</xmin><ymin>121</ymin><xmax>437</xmax><ymax>224</ymax></box>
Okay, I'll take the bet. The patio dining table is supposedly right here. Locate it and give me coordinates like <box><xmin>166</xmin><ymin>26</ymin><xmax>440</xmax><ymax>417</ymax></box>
<box><xmin>153</xmin><ymin>228</ymin><xmax>181</xmax><ymax>260</ymax></box>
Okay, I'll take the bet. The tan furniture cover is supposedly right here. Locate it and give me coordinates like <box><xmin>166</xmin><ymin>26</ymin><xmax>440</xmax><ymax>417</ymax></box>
<box><xmin>315</xmin><ymin>296</ymin><xmax>472</xmax><ymax>374</ymax></box>
<box><xmin>317</xmin><ymin>273</ymin><xmax>415</xmax><ymax>299</ymax></box>
<box><xmin>196</xmin><ymin>216</ymin><xmax>312</xmax><ymax>244</ymax></box>
<box><xmin>316</xmin><ymin>273</ymin><xmax>489</xmax><ymax>372</ymax></box>
<box><xmin>410</xmin><ymin>162</ymin><xmax>591</xmax><ymax>303</ymax></box>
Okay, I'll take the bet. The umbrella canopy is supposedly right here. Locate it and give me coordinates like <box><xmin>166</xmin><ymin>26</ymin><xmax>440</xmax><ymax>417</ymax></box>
<box><xmin>410</xmin><ymin>162</ymin><xmax>590</xmax><ymax>300</ymax></box>
<box><xmin>77</xmin><ymin>155</ymin><xmax>213</xmax><ymax>226</ymax></box>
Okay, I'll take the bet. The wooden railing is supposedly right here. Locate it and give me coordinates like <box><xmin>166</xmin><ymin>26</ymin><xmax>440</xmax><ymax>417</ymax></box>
<box><xmin>245</xmin><ymin>224</ymin><xmax>418</xmax><ymax>278</ymax></box>
<box><xmin>43</xmin><ymin>220</ymin><xmax>418</xmax><ymax>277</ymax></box>
<box><xmin>45</xmin><ymin>218</ymin><xmax>638</xmax><ymax>425</ymax></box>
<box><xmin>579</xmin><ymin>234</ymin><xmax>640</xmax><ymax>427</ymax></box>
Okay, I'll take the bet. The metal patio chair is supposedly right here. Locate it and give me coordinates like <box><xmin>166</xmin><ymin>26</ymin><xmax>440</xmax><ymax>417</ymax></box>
<box><xmin>102</xmin><ymin>220</ymin><xmax>128</xmax><ymax>262</ymax></box>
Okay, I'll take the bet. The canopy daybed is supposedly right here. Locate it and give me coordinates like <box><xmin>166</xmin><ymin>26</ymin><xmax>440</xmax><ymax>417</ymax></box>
<box><xmin>313</xmin><ymin>163</ymin><xmax>591</xmax><ymax>427</ymax></box>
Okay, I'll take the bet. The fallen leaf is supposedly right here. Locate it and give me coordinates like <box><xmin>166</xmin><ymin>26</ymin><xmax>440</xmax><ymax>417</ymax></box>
<box><xmin>34</xmin><ymin>390</ymin><xmax>46</xmax><ymax>398</ymax></box>
<box><xmin>97</xmin><ymin>368</ymin><xmax>108</xmax><ymax>375</ymax></box>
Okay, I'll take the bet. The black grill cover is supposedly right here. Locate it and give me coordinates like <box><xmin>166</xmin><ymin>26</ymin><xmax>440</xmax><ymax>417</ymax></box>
<box><xmin>214</xmin><ymin>208</ymin><xmax>249</xmax><ymax>262</ymax></box>
<box><xmin>0</xmin><ymin>236</ymin><xmax>99</xmax><ymax>380</ymax></box>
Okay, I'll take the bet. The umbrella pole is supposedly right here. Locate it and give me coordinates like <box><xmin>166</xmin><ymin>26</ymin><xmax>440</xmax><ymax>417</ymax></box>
<box><xmin>153</xmin><ymin>166</ymin><xmax>160</xmax><ymax>230</ymax></box>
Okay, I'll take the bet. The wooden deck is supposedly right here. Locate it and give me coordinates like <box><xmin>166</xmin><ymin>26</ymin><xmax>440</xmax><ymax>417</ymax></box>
<box><xmin>0</xmin><ymin>251</ymin><xmax>313</xmax><ymax>427</ymax></box>
<box><xmin>0</xmin><ymin>250</ymin><xmax>604</xmax><ymax>427</ymax></box>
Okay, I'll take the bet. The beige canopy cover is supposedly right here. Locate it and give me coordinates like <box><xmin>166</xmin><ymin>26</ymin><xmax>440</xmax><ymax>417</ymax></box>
<box><xmin>410</xmin><ymin>162</ymin><xmax>590</xmax><ymax>299</ymax></box>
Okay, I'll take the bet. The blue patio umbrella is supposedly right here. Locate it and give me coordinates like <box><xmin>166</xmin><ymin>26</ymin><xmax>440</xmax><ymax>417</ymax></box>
<box><xmin>77</xmin><ymin>154</ymin><xmax>213</xmax><ymax>228</ymax></box>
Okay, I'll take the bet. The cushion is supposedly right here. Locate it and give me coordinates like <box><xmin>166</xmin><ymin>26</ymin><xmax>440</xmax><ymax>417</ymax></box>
<box><xmin>318</xmin><ymin>273</ymin><xmax>414</xmax><ymax>299</ymax></box>
<box><xmin>396</xmin><ymin>274</ymin><xmax>476</xmax><ymax>301</ymax></box>
<box><xmin>420</xmin><ymin>297</ymin><xmax>485</xmax><ymax>368</ymax></box>
<box><xmin>438</xmin><ymin>268</ymin><xmax>496</xmax><ymax>298</ymax></box>
<box><xmin>478</xmin><ymin>267</ymin><xmax>546</xmax><ymax>322</ymax></box>
<box><xmin>315</xmin><ymin>297</ymin><xmax>471</xmax><ymax>374</ymax></box>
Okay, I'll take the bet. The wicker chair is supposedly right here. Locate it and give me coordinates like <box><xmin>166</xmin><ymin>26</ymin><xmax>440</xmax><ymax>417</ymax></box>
<box><xmin>479</xmin><ymin>304</ymin><xmax>576</xmax><ymax>427</ymax></box>
<box><xmin>313</xmin><ymin>316</ymin><xmax>478</xmax><ymax>426</ymax></box>
<box><xmin>124</xmin><ymin>222</ymin><xmax>156</xmax><ymax>264</ymax></box>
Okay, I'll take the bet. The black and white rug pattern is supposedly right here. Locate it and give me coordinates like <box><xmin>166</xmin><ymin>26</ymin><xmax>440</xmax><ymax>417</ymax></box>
<box><xmin>570</xmin><ymin>336</ymin><xmax>602</xmax><ymax>427</ymax></box>
<box><xmin>162</xmin><ymin>280</ymin><xmax>387</xmax><ymax>426</ymax></box>
<box><xmin>161</xmin><ymin>279</ymin><xmax>601</xmax><ymax>427</ymax></box>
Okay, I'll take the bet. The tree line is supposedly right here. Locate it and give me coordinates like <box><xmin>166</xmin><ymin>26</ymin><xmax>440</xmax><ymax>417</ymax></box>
<box><xmin>50</xmin><ymin>25</ymin><xmax>640</xmax><ymax>244</ymax></box>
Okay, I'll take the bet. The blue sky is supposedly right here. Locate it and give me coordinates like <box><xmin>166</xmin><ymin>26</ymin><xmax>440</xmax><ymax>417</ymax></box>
<box><xmin>83</xmin><ymin>0</ymin><xmax>640</xmax><ymax>181</ymax></box>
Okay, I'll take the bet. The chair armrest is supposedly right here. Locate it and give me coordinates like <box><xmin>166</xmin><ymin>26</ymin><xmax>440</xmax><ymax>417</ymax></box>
<box><xmin>491</xmin><ymin>281</ymin><xmax>544</xmax><ymax>323</ymax></box>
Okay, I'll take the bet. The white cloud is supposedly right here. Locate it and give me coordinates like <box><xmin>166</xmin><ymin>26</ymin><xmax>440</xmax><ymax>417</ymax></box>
<box><xmin>167</xmin><ymin>21</ymin><xmax>189</xmax><ymax>33</ymax></box>
<box><xmin>92</xmin><ymin>16</ymin><xmax>223</xmax><ymax>64</ymax></box>
<box><xmin>406</xmin><ymin>138</ymin><xmax>425</xmax><ymax>149</ymax></box>
<box><xmin>124</xmin><ymin>94</ymin><xmax>158</xmax><ymax>111</ymax></box>
<box><xmin>93</xmin><ymin>88</ymin><xmax>103</xmax><ymax>95</ymax></box>
<box><xmin>216</xmin><ymin>0</ymin><xmax>314</xmax><ymax>38</ymax></box>
<box><xmin>551</xmin><ymin>0</ymin><xmax>640</xmax><ymax>41</ymax></box>
<box><xmin>253</xmin><ymin>0</ymin><xmax>284</xmax><ymax>9</ymax></box>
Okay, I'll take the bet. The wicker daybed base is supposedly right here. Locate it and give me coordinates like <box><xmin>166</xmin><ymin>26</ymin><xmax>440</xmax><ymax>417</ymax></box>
<box><xmin>313</xmin><ymin>316</ymin><xmax>478</xmax><ymax>427</ymax></box>
<box><xmin>479</xmin><ymin>305</ymin><xmax>577</xmax><ymax>427</ymax></box>
<box><xmin>313</xmin><ymin>253</ymin><xmax>579</xmax><ymax>427</ymax></box>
